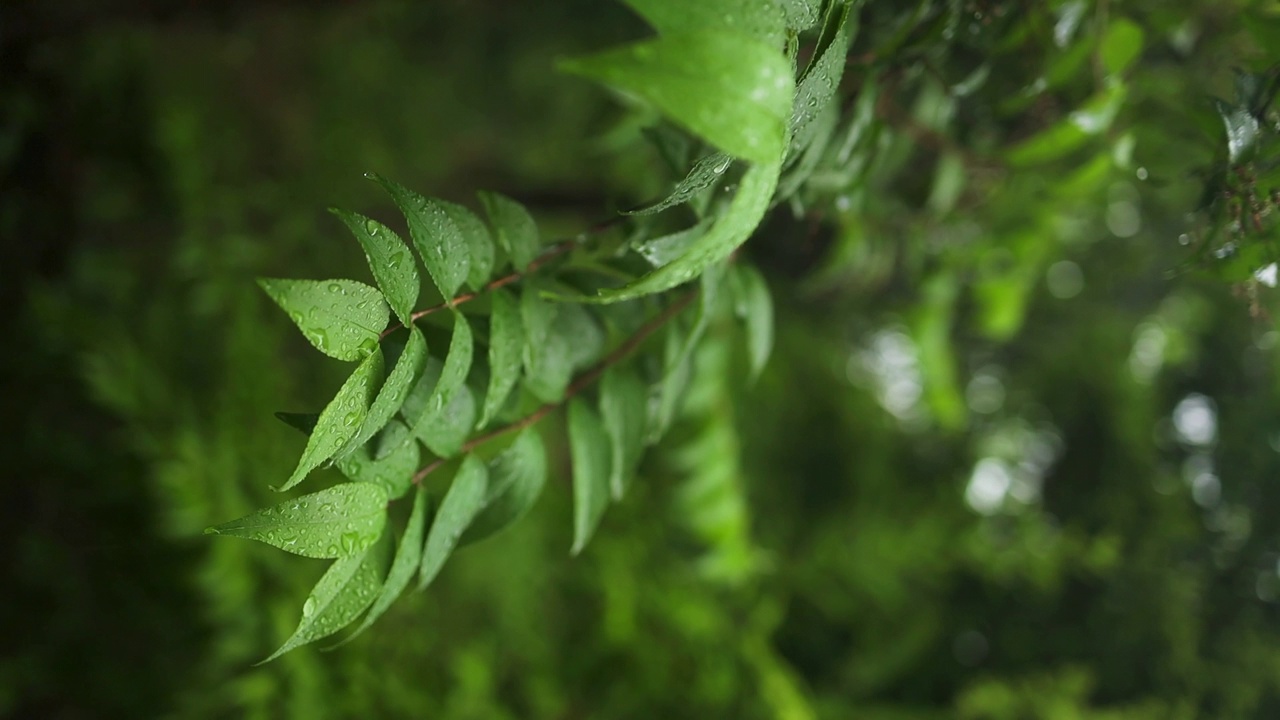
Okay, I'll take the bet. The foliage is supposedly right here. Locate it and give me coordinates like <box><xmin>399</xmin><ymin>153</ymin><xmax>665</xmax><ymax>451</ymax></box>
<box><xmin>9</xmin><ymin>0</ymin><xmax>1280</xmax><ymax>717</ymax></box>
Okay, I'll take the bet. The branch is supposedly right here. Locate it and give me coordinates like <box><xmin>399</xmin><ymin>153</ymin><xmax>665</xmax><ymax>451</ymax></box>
<box><xmin>379</xmin><ymin>216</ymin><xmax>625</xmax><ymax>340</ymax></box>
<box><xmin>410</xmin><ymin>288</ymin><xmax>698</xmax><ymax>485</ymax></box>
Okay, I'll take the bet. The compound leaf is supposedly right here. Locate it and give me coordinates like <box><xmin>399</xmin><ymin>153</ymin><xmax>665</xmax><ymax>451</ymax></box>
<box><xmin>419</xmin><ymin>454</ymin><xmax>489</xmax><ymax>589</ymax></box>
<box><xmin>369</xmin><ymin>173</ymin><xmax>470</xmax><ymax>300</ymax></box>
<box><xmin>569</xmin><ymin>399</ymin><xmax>612</xmax><ymax>555</ymax></box>
<box><xmin>338</xmin><ymin>327</ymin><xmax>427</xmax><ymax>458</ymax></box>
<box><xmin>331</xmin><ymin>208</ymin><xmax>420</xmax><ymax>326</ymax></box>
<box><xmin>205</xmin><ymin>482</ymin><xmax>389</xmax><ymax>559</ymax></box>
<box><xmin>439</xmin><ymin>199</ymin><xmax>495</xmax><ymax>291</ymax></box>
<box><xmin>279</xmin><ymin>348</ymin><xmax>384</xmax><ymax>492</ymax></box>
<box><xmin>258</xmin><ymin>278</ymin><xmax>387</xmax><ymax>361</ymax></box>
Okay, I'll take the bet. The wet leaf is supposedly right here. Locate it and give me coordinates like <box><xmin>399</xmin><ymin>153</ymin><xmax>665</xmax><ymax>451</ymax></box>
<box><xmin>480</xmin><ymin>289</ymin><xmax>523</xmax><ymax>427</ymax></box>
<box><xmin>404</xmin><ymin>313</ymin><xmax>474</xmax><ymax>457</ymax></box>
<box><xmin>560</xmin><ymin>31</ymin><xmax>794</xmax><ymax>165</ymax></box>
<box><xmin>278</xmin><ymin>349</ymin><xmax>384</xmax><ymax>492</ymax></box>
<box><xmin>419</xmin><ymin>454</ymin><xmax>489</xmax><ymax>589</ymax></box>
<box><xmin>780</xmin><ymin>0</ymin><xmax>823</xmax><ymax>30</ymax></box>
<box><xmin>600</xmin><ymin>367</ymin><xmax>647</xmax><ymax>500</ymax></box>
<box><xmin>341</xmin><ymin>486</ymin><xmax>429</xmax><ymax>642</ymax></box>
<box><xmin>337</xmin><ymin>420</ymin><xmax>421</xmax><ymax>500</ymax></box>
<box><xmin>569</xmin><ymin>399</ymin><xmax>612</xmax><ymax>555</ymax></box>
<box><xmin>462</xmin><ymin>430</ymin><xmax>547</xmax><ymax>545</ymax></box>
<box><xmin>592</xmin><ymin>158</ymin><xmax>781</xmax><ymax>302</ymax></box>
<box><xmin>330</xmin><ymin>208</ymin><xmax>420</xmax><ymax>326</ymax></box>
<box><xmin>439</xmin><ymin>199</ymin><xmax>495</xmax><ymax>291</ymax></box>
<box><xmin>790</xmin><ymin>3</ymin><xmax>854</xmax><ymax>147</ymax></box>
<box><xmin>729</xmin><ymin>263</ymin><xmax>774</xmax><ymax>379</ymax></box>
<box><xmin>368</xmin><ymin>173</ymin><xmax>470</xmax><ymax>300</ymax></box>
<box><xmin>258</xmin><ymin>278</ymin><xmax>388</xmax><ymax>362</ymax></box>
<box><xmin>259</xmin><ymin>545</ymin><xmax>384</xmax><ymax>663</ymax></box>
<box><xmin>338</xmin><ymin>328</ymin><xmax>427</xmax><ymax>458</ymax></box>
<box><xmin>626</xmin><ymin>152</ymin><xmax>732</xmax><ymax>216</ymax></box>
<box><xmin>1216</xmin><ymin>99</ymin><xmax>1262</xmax><ymax>163</ymax></box>
<box><xmin>205</xmin><ymin>482</ymin><xmax>389</xmax><ymax>559</ymax></box>
<box><xmin>479</xmin><ymin>191</ymin><xmax>541</xmax><ymax>272</ymax></box>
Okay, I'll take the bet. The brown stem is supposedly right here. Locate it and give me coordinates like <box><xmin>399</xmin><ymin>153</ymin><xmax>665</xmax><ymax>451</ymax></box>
<box><xmin>410</xmin><ymin>288</ymin><xmax>698</xmax><ymax>486</ymax></box>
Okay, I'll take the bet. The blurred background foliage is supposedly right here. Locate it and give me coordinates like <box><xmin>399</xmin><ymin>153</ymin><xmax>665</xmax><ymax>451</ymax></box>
<box><xmin>5</xmin><ymin>0</ymin><xmax>1280</xmax><ymax>717</ymax></box>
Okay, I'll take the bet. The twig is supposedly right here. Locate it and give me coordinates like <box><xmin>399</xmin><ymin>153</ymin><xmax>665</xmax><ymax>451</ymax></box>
<box><xmin>410</xmin><ymin>288</ymin><xmax>698</xmax><ymax>485</ymax></box>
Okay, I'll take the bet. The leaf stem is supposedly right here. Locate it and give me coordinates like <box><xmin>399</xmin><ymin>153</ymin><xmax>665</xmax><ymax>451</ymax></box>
<box><xmin>410</xmin><ymin>288</ymin><xmax>698</xmax><ymax>485</ymax></box>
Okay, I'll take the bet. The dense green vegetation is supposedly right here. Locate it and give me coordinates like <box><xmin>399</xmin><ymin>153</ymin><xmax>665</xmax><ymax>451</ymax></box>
<box><xmin>5</xmin><ymin>1</ymin><xmax>1280</xmax><ymax>717</ymax></box>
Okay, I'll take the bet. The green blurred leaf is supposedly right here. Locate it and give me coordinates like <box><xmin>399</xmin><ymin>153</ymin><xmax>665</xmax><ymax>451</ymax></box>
<box><xmin>338</xmin><ymin>327</ymin><xmax>427</xmax><ymax>458</ymax></box>
<box><xmin>278</xmin><ymin>348</ymin><xmax>384</xmax><ymax>492</ymax></box>
<box><xmin>479</xmin><ymin>191</ymin><xmax>541</xmax><ymax>272</ymax></box>
<box><xmin>341</xmin><ymin>485</ymin><xmax>429</xmax><ymax>642</ymax></box>
<box><xmin>569</xmin><ymin>398</ymin><xmax>612</xmax><ymax>555</ymax></box>
<box><xmin>206</xmin><ymin>482</ymin><xmax>389</xmax><ymax>558</ymax></box>
<box><xmin>274</xmin><ymin>411</ymin><xmax>319</xmax><ymax>435</ymax></box>
<box><xmin>462</xmin><ymin>429</ymin><xmax>548</xmax><ymax>544</ymax></box>
<box><xmin>369</xmin><ymin>173</ymin><xmax>471</xmax><ymax>300</ymax></box>
<box><xmin>560</xmin><ymin>31</ymin><xmax>794</xmax><ymax>164</ymax></box>
<box><xmin>626</xmin><ymin>152</ymin><xmax>732</xmax><ymax>216</ymax></box>
<box><xmin>1100</xmin><ymin>17</ymin><xmax>1144</xmax><ymax>77</ymax></box>
<box><xmin>789</xmin><ymin>2</ymin><xmax>854</xmax><ymax>146</ymax></box>
<box><xmin>330</xmin><ymin>208</ymin><xmax>420</xmax><ymax>326</ymax></box>
<box><xmin>480</xmin><ymin>289</ymin><xmax>524</xmax><ymax>427</ymax></box>
<box><xmin>1215</xmin><ymin>99</ymin><xmax>1263</xmax><ymax>163</ymax></box>
<box><xmin>521</xmin><ymin>287</ymin><xmax>573</xmax><ymax>402</ymax></box>
<box><xmin>419</xmin><ymin>454</ymin><xmax>489</xmax><ymax>589</ymax></box>
<box><xmin>593</xmin><ymin>158</ymin><xmax>781</xmax><ymax>301</ymax></box>
<box><xmin>633</xmin><ymin>219</ymin><xmax>713</xmax><ymax>267</ymax></box>
<box><xmin>622</xmin><ymin>0</ymin><xmax>786</xmax><ymax>45</ymax></box>
<box><xmin>337</xmin><ymin>420</ymin><xmax>421</xmax><ymax>500</ymax></box>
<box><xmin>258</xmin><ymin>278</ymin><xmax>388</xmax><ymax>361</ymax></box>
<box><xmin>729</xmin><ymin>263</ymin><xmax>773</xmax><ymax>379</ymax></box>
<box><xmin>439</xmin><ymin>199</ymin><xmax>495</xmax><ymax>291</ymax></box>
<box><xmin>600</xmin><ymin>366</ymin><xmax>647</xmax><ymax>500</ymax></box>
<box><xmin>405</xmin><ymin>313</ymin><xmax>475</xmax><ymax>457</ymax></box>
<box><xmin>259</xmin><ymin>545</ymin><xmax>384</xmax><ymax>663</ymax></box>
<box><xmin>1006</xmin><ymin>82</ymin><xmax>1126</xmax><ymax>166</ymax></box>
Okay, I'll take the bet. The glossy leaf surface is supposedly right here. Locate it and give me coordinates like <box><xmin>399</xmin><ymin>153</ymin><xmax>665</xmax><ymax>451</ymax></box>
<box><xmin>419</xmin><ymin>455</ymin><xmax>489</xmax><ymax>589</ymax></box>
<box><xmin>206</xmin><ymin>482</ymin><xmax>389</xmax><ymax>559</ymax></box>
<box><xmin>260</xmin><ymin>546</ymin><xmax>384</xmax><ymax>663</ymax></box>
<box><xmin>569</xmin><ymin>399</ymin><xmax>612</xmax><ymax>555</ymax></box>
<box><xmin>480</xmin><ymin>289</ymin><xmax>523</xmax><ymax>427</ymax></box>
<box><xmin>331</xmin><ymin>208</ymin><xmax>420</xmax><ymax>326</ymax></box>
<box><xmin>258</xmin><ymin>278</ymin><xmax>387</xmax><ymax>361</ymax></box>
<box><xmin>369</xmin><ymin>173</ymin><xmax>470</xmax><ymax>300</ymax></box>
<box><xmin>462</xmin><ymin>430</ymin><xmax>547</xmax><ymax>545</ymax></box>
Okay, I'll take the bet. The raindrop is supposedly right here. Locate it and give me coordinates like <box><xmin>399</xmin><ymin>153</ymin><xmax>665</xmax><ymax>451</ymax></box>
<box><xmin>328</xmin><ymin>283</ymin><xmax>343</xmax><ymax>293</ymax></box>
<box><xmin>302</xmin><ymin>598</ymin><xmax>317</xmax><ymax>618</ymax></box>
<box><xmin>343</xmin><ymin>411</ymin><xmax>361</xmax><ymax>427</ymax></box>
<box><xmin>364</xmin><ymin>219</ymin><xmax>380</xmax><ymax>235</ymax></box>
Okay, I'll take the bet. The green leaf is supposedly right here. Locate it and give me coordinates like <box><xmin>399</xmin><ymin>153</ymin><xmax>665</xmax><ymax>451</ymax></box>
<box><xmin>521</xmin><ymin>286</ymin><xmax>573</xmax><ymax>402</ymax></box>
<box><xmin>569</xmin><ymin>399</ymin><xmax>612</xmax><ymax>555</ymax></box>
<box><xmin>479</xmin><ymin>191</ymin><xmax>541</xmax><ymax>272</ymax></box>
<box><xmin>278</xmin><ymin>349</ymin><xmax>384</xmax><ymax>492</ymax></box>
<box><xmin>330</xmin><ymin>208</ymin><xmax>420</xmax><ymax>326</ymax></box>
<box><xmin>780</xmin><ymin>0</ymin><xmax>823</xmax><ymax>30</ymax></box>
<box><xmin>626</xmin><ymin>152</ymin><xmax>732</xmax><ymax>216</ymax></box>
<box><xmin>729</xmin><ymin>263</ymin><xmax>774</xmax><ymax>379</ymax></box>
<box><xmin>592</xmin><ymin>158</ymin><xmax>781</xmax><ymax>302</ymax></box>
<box><xmin>258</xmin><ymin>278</ymin><xmax>388</xmax><ymax>361</ymax></box>
<box><xmin>404</xmin><ymin>313</ymin><xmax>474</xmax><ymax>457</ymax></box>
<box><xmin>651</xmin><ymin>317</ymin><xmax>694</xmax><ymax>443</ymax></box>
<box><xmin>556</xmin><ymin>302</ymin><xmax>606</xmax><ymax>371</ymax></box>
<box><xmin>1100</xmin><ymin>17</ymin><xmax>1144</xmax><ymax>77</ymax></box>
<box><xmin>789</xmin><ymin>2</ymin><xmax>854</xmax><ymax>146</ymax></box>
<box><xmin>1216</xmin><ymin>99</ymin><xmax>1263</xmax><ymax>163</ymax></box>
<box><xmin>600</xmin><ymin>367</ymin><xmax>647</xmax><ymax>500</ymax></box>
<box><xmin>419</xmin><ymin>454</ymin><xmax>489</xmax><ymax>589</ymax></box>
<box><xmin>480</xmin><ymin>289</ymin><xmax>523</xmax><ymax>427</ymax></box>
<box><xmin>205</xmin><ymin>482</ymin><xmax>389</xmax><ymax>559</ymax></box>
<box><xmin>368</xmin><ymin>173</ymin><xmax>470</xmax><ymax>300</ymax></box>
<box><xmin>336</xmin><ymin>420</ymin><xmax>421</xmax><ymax>500</ymax></box>
<box><xmin>341</xmin><ymin>485</ymin><xmax>429</xmax><ymax>642</ymax></box>
<box><xmin>338</xmin><ymin>328</ymin><xmax>427</xmax><ymax>458</ymax></box>
<box><xmin>560</xmin><ymin>31</ymin><xmax>794</xmax><ymax>164</ymax></box>
<box><xmin>259</xmin><ymin>545</ymin><xmax>384</xmax><ymax>663</ymax></box>
<box><xmin>439</xmin><ymin>200</ymin><xmax>495</xmax><ymax>291</ymax></box>
<box><xmin>622</xmin><ymin>0</ymin><xmax>786</xmax><ymax>44</ymax></box>
<box><xmin>462</xmin><ymin>429</ymin><xmax>548</xmax><ymax>545</ymax></box>
<box><xmin>633</xmin><ymin>220</ymin><xmax>713</xmax><ymax>267</ymax></box>
<box><xmin>1006</xmin><ymin>81</ymin><xmax>1126</xmax><ymax>166</ymax></box>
